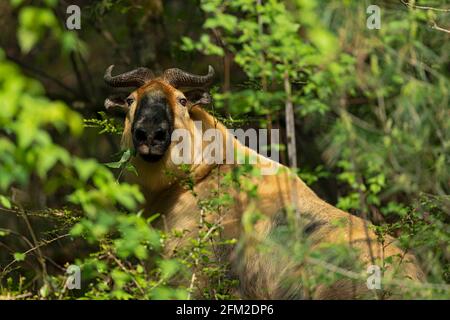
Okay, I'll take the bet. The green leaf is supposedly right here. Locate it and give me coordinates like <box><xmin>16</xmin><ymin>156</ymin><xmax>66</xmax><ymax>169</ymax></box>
<box><xmin>11</xmin><ymin>0</ymin><xmax>24</xmax><ymax>8</ymax></box>
<box><xmin>74</xmin><ymin>158</ymin><xmax>99</xmax><ymax>182</ymax></box>
<box><xmin>14</xmin><ymin>252</ymin><xmax>26</xmax><ymax>261</ymax></box>
<box><xmin>105</xmin><ymin>149</ymin><xmax>133</xmax><ymax>169</ymax></box>
<box><xmin>39</xmin><ymin>283</ymin><xmax>50</xmax><ymax>298</ymax></box>
<box><xmin>159</xmin><ymin>259</ymin><xmax>180</xmax><ymax>280</ymax></box>
<box><xmin>44</xmin><ymin>0</ymin><xmax>58</xmax><ymax>7</ymax></box>
<box><xmin>0</xmin><ymin>195</ymin><xmax>12</xmax><ymax>209</ymax></box>
<box><xmin>0</xmin><ymin>230</ymin><xmax>10</xmax><ymax>237</ymax></box>
<box><xmin>17</xmin><ymin>28</ymin><xmax>39</xmax><ymax>54</ymax></box>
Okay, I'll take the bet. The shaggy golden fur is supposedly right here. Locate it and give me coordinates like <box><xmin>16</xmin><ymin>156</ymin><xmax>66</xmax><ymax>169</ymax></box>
<box><xmin>120</xmin><ymin>79</ymin><xmax>424</xmax><ymax>299</ymax></box>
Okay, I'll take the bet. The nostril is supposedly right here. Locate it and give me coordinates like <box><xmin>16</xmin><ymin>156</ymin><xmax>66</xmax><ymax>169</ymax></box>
<box><xmin>134</xmin><ymin>128</ymin><xmax>147</xmax><ymax>142</ymax></box>
<box><xmin>153</xmin><ymin>128</ymin><xmax>166</xmax><ymax>142</ymax></box>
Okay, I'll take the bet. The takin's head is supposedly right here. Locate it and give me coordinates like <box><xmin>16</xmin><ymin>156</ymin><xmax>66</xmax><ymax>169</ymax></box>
<box><xmin>103</xmin><ymin>65</ymin><xmax>214</xmax><ymax>164</ymax></box>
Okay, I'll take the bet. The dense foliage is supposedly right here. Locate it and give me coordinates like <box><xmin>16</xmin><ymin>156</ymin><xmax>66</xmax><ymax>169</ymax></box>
<box><xmin>0</xmin><ymin>0</ymin><xmax>448</xmax><ymax>299</ymax></box>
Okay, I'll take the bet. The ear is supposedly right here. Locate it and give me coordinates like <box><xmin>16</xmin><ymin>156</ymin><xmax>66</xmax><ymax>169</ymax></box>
<box><xmin>184</xmin><ymin>89</ymin><xmax>212</xmax><ymax>107</ymax></box>
<box><xmin>104</xmin><ymin>95</ymin><xmax>129</xmax><ymax>115</ymax></box>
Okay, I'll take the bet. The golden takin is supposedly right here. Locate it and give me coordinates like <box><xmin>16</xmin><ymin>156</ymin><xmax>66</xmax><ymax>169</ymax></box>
<box><xmin>104</xmin><ymin>64</ymin><xmax>424</xmax><ymax>299</ymax></box>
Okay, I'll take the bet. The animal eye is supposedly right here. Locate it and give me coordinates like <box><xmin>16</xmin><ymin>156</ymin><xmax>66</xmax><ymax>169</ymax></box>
<box><xmin>126</xmin><ymin>97</ymin><xmax>134</xmax><ymax>106</ymax></box>
<box><xmin>179</xmin><ymin>98</ymin><xmax>187</xmax><ymax>106</ymax></box>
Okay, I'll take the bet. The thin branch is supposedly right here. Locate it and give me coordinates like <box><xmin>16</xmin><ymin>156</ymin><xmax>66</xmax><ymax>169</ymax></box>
<box><xmin>283</xmin><ymin>71</ymin><xmax>297</xmax><ymax>169</ymax></box>
<box><xmin>69</xmin><ymin>52</ymin><xmax>88</xmax><ymax>98</ymax></box>
<box><xmin>0</xmin><ymin>292</ymin><xmax>32</xmax><ymax>300</ymax></box>
<box><xmin>5</xmin><ymin>54</ymin><xmax>78</xmax><ymax>97</ymax></box>
<box><xmin>1</xmin><ymin>233</ymin><xmax>70</xmax><ymax>275</ymax></box>
<box><xmin>78</xmin><ymin>51</ymin><xmax>96</xmax><ymax>99</ymax></box>
<box><xmin>0</xmin><ymin>227</ymin><xmax>34</xmax><ymax>249</ymax></box>
<box><xmin>401</xmin><ymin>0</ymin><xmax>450</xmax><ymax>12</ymax></box>
<box><xmin>19</xmin><ymin>209</ymin><xmax>49</xmax><ymax>284</ymax></box>
<box><xmin>187</xmin><ymin>272</ymin><xmax>197</xmax><ymax>300</ymax></box>
<box><xmin>431</xmin><ymin>21</ymin><xmax>450</xmax><ymax>34</ymax></box>
<box><xmin>107</xmin><ymin>252</ymin><xmax>145</xmax><ymax>296</ymax></box>
<box><xmin>307</xmin><ymin>256</ymin><xmax>450</xmax><ymax>291</ymax></box>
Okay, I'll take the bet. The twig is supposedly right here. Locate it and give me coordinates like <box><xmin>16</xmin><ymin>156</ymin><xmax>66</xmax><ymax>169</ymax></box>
<box><xmin>92</xmin><ymin>21</ymin><xmax>132</xmax><ymax>65</ymax></box>
<box><xmin>1</xmin><ymin>233</ymin><xmax>70</xmax><ymax>274</ymax></box>
<box><xmin>400</xmin><ymin>0</ymin><xmax>450</xmax><ymax>12</ymax></box>
<box><xmin>78</xmin><ymin>51</ymin><xmax>96</xmax><ymax>98</ymax></box>
<box><xmin>5</xmin><ymin>54</ymin><xmax>78</xmax><ymax>97</ymax></box>
<box><xmin>0</xmin><ymin>292</ymin><xmax>32</xmax><ymax>300</ymax></box>
<box><xmin>187</xmin><ymin>272</ymin><xmax>197</xmax><ymax>300</ymax></box>
<box><xmin>0</xmin><ymin>227</ymin><xmax>34</xmax><ymax>249</ymax></box>
<box><xmin>283</xmin><ymin>71</ymin><xmax>301</xmax><ymax>221</ymax></box>
<box><xmin>307</xmin><ymin>256</ymin><xmax>450</xmax><ymax>291</ymax></box>
<box><xmin>431</xmin><ymin>21</ymin><xmax>450</xmax><ymax>34</ymax></box>
<box><xmin>256</xmin><ymin>0</ymin><xmax>273</xmax><ymax>135</ymax></box>
<box><xmin>70</xmin><ymin>52</ymin><xmax>88</xmax><ymax>98</ymax></box>
<box><xmin>19</xmin><ymin>209</ymin><xmax>49</xmax><ymax>284</ymax></box>
<box><xmin>107</xmin><ymin>252</ymin><xmax>145</xmax><ymax>296</ymax></box>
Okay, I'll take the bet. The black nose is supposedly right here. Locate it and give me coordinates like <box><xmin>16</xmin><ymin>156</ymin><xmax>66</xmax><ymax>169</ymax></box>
<box><xmin>153</xmin><ymin>128</ymin><xmax>166</xmax><ymax>142</ymax></box>
<box><xmin>134</xmin><ymin>127</ymin><xmax>147</xmax><ymax>143</ymax></box>
<box><xmin>133</xmin><ymin>127</ymin><xmax>167</xmax><ymax>144</ymax></box>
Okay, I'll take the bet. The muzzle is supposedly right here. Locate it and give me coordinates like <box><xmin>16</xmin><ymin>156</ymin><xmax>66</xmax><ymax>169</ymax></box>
<box><xmin>132</xmin><ymin>95</ymin><xmax>173</xmax><ymax>162</ymax></box>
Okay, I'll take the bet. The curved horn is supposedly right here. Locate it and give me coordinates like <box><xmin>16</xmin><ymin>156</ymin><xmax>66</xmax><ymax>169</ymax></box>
<box><xmin>104</xmin><ymin>65</ymin><xmax>154</xmax><ymax>88</ymax></box>
<box><xmin>163</xmin><ymin>65</ymin><xmax>215</xmax><ymax>88</ymax></box>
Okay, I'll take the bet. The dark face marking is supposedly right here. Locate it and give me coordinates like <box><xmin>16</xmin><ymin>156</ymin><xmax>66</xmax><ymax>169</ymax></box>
<box><xmin>132</xmin><ymin>93</ymin><xmax>174</xmax><ymax>162</ymax></box>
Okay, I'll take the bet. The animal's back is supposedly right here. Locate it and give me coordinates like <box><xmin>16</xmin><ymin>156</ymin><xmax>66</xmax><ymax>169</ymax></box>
<box><xmin>142</xmin><ymin>159</ymin><xmax>425</xmax><ymax>299</ymax></box>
